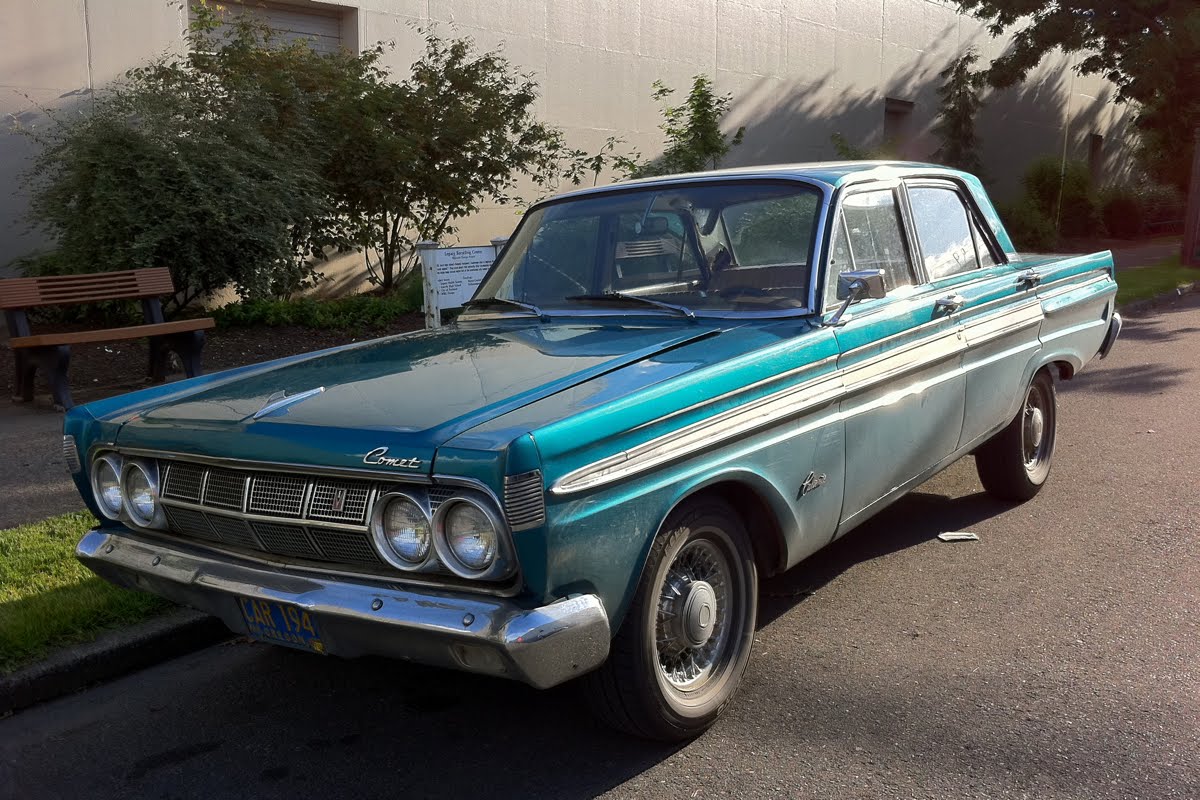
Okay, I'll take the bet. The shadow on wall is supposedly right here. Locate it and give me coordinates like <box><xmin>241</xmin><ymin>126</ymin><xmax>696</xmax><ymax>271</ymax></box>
<box><xmin>718</xmin><ymin>31</ymin><xmax>1135</xmax><ymax>203</ymax></box>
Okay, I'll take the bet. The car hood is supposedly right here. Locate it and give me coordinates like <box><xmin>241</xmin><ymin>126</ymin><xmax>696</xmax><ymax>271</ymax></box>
<box><xmin>113</xmin><ymin>322</ymin><xmax>725</xmax><ymax>473</ymax></box>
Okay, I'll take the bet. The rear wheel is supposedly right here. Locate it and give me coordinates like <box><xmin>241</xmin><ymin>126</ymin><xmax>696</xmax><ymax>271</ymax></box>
<box><xmin>584</xmin><ymin>498</ymin><xmax>757</xmax><ymax>741</ymax></box>
<box><xmin>975</xmin><ymin>369</ymin><xmax>1057</xmax><ymax>501</ymax></box>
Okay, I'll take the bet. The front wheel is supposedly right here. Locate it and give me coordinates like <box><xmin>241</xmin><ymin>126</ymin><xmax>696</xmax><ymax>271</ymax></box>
<box><xmin>584</xmin><ymin>498</ymin><xmax>758</xmax><ymax>741</ymax></box>
<box><xmin>975</xmin><ymin>369</ymin><xmax>1057</xmax><ymax>501</ymax></box>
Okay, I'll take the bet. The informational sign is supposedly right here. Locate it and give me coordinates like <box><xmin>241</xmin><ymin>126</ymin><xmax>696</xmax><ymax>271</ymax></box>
<box><xmin>417</xmin><ymin>238</ymin><xmax>508</xmax><ymax>329</ymax></box>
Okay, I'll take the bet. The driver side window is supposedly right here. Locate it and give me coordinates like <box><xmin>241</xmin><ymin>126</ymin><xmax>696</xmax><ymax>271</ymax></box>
<box><xmin>824</xmin><ymin>189</ymin><xmax>914</xmax><ymax>309</ymax></box>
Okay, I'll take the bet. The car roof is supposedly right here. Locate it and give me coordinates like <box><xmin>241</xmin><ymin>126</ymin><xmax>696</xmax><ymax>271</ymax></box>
<box><xmin>548</xmin><ymin>161</ymin><xmax>972</xmax><ymax>202</ymax></box>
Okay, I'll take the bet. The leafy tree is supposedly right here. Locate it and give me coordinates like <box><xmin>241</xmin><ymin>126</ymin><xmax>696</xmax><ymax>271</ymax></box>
<box><xmin>932</xmin><ymin>48</ymin><xmax>986</xmax><ymax>175</ymax></box>
<box><xmin>956</xmin><ymin>0</ymin><xmax>1200</xmax><ymax>190</ymax></box>
<box><xmin>17</xmin><ymin>6</ymin><xmax>356</xmax><ymax>311</ymax></box>
<box><xmin>637</xmin><ymin>75</ymin><xmax>745</xmax><ymax>177</ymax></box>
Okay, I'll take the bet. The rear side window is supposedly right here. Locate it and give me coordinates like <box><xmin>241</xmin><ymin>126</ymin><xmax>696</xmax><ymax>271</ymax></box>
<box><xmin>826</xmin><ymin>189</ymin><xmax>914</xmax><ymax>308</ymax></box>
<box><xmin>908</xmin><ymin>186</ymin><xmax>980</xmax><ymax>280</ymax></box>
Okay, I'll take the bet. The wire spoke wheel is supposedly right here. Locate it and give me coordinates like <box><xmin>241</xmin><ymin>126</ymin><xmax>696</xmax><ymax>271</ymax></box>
<box><xmin>584</xmin><ymin>498</ymin><xmax>758</xmax><ymax>741</ymax></box>
<box><xmin>655</xmin><ymin>538</ymin><xmax>732</xmax><ymax>690</ymax></box>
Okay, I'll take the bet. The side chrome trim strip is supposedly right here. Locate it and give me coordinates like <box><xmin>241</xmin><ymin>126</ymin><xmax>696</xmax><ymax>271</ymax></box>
<box><xmin>551</xmin><ymin>300</ymin><xmax>1048</xmax><ymax>496</ymax></box>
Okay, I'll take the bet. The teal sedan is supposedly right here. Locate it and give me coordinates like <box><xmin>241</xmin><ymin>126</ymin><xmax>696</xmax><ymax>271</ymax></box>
<box><xmin>65</xmin><ymin>162</ymin><xmax>1121</xmax><ymax>741</ymax></box>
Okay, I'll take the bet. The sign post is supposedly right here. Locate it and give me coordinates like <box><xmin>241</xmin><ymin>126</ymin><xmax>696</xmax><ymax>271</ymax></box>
<box><xmin>1183</xmin><ymin>128</ymin><xmax>1200</xmax><ymax>267</ymax></box>
<box><xmin>417</xmin><ymin>238</ymin><xmax>509</xmax><ymax>329</ymax></box>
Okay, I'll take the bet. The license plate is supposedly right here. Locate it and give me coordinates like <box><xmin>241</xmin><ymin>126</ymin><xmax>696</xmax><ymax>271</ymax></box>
<box><xmin>238</xmin><ymin>597</ymin><xmax>326</xmax><ymax>654</ymax></box>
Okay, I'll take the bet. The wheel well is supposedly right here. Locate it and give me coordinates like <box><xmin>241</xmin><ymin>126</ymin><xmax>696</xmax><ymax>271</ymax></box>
<box><xmin>1052</xmin><ymin>361</ymin><xmax>1075</xmax><ymax>381</ymax></box>
<box><xmin>685</xmin><ymin>481</ymin><xmax>786</xmax><ymax>578</ymax></box>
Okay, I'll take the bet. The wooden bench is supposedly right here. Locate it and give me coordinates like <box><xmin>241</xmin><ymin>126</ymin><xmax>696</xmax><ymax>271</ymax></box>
<box><xmin>0</xmin><ymin>268</ymin><xmax>215</xmax><ymax>410</ymax></box>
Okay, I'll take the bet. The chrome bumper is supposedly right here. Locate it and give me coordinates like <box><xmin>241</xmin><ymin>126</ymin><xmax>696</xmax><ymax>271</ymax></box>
<box><xmin>76</xmin><ymin>529</ymin><xmax>610</xmax><ymax>689</ymax></box>
<box><xmin>1098</xmin><ymin>312</ymin><xmax>1122</xmax><ymax>359</ymax></box>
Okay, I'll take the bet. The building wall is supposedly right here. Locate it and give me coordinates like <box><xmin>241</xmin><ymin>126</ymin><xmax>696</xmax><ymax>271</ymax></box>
<box><xmin>1</xmin><ymin>0</ymin><xmax>1134</xmax><ymax>284</ymax></box>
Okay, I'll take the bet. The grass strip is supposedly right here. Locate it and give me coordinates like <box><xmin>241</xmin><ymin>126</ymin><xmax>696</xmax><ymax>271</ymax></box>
<box><xmin>0</xmin><ymin>512</ymin><xmax>170</xmax><ymax>674</ymax></box>
<box><xmin>1117</xmin><ymin>254</ymin><xmax>1200</xmax><ymax>306</ymax></box>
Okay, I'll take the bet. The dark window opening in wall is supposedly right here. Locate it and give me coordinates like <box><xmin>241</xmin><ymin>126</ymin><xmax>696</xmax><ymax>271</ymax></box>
<box><xmin>1088</xmin><ymin>133</ymin><xmax>1104</xmax><ymax>185</ymax></box>
<box><xmin>883</xmin><ymin>98</ymin><xmax>915</xmax><ymax>157</ymax></box>
<box><xmin>189</xmin><ymin>2</ymin><xmax>349</xmax><ymax>54</ymax></box>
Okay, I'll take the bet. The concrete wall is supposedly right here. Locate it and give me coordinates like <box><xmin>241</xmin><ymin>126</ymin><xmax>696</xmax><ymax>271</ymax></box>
<box><xmin>1</xmin><ymin>0</ymin><xmax>1134</xmax><ymax>287</ymax></box>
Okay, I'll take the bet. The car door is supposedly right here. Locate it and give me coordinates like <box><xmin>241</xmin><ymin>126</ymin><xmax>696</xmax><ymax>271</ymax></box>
<box><xmin>826</xmin><ymin>183</ymin><xmax>967</xmax><ymax>534</ymax></box>
<box><xmin>903</xmin><ymin>180</ymin><xmax>1044</xmax><ymax>449</ymax></box>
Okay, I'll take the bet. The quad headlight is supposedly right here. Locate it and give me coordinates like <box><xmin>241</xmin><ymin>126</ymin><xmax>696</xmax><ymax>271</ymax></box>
<box><xmin>433</xmin><ymin>496</ymin><xmax>505</xmax><ymax>577</ymax></box>
<box><xmin>371</xmin><ymin>493</ymin><xmax>432</xmax><ymax>568</ymax></box>
<box><xmin>120</xmin><ymin>459</ymin><xmax>166</xmax><ymax>530</ymax></box>
<box><xmin>90</xmin><ymin>454</ymin><xmax>124</xmax><ymax>520</ymax></box>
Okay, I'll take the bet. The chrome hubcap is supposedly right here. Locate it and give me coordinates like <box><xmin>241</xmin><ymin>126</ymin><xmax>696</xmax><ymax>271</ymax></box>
<box><xmin>1022</xmin><ymin>384</ymin><xmax>1052</xmax><ymax>470</ymax></box>
<box><xmin>657</xmin><ymin>539</ymin><xmax>731</xmax><ymax>689</ymax></box>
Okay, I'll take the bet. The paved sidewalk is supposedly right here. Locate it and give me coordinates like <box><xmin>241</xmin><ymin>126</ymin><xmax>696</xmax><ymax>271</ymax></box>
<box><xmin>0</xmin><ymin>405</ymin><xmax>81</xmax><ymax>529</ymax></box>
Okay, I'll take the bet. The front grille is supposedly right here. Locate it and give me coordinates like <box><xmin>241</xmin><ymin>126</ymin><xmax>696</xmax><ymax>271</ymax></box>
<box><xmin>248</xmin><ymin>474</ymin><xmax>305</xmax><ymax>517</ymax></box>
<box><xmin>163</xmin><ymin>462</ymin><xmax>205</xmax><ymax>502</ymax></box>
<box><xmin>309</xmin><ymin>479</ymin><xmax>371</xmax><ymax>524</ymax></box>
<box><xmin>63</xmin><ymin>435</ymin><xmax>81</xmax><ymax>473</ymax></box>
<box><xmin>204</xmin><ymin>468</ymin><xmax>247</xmax><ymax>510</ymax></box>
<box><xmin>251</xmin><ymin>521</ymin><xmax>319</xmax><ymax>559</ymax></box>
<box><xmin>151</xmin><ymin>457</ymin><xmax>514</xmax><ymax>585</ymax></box>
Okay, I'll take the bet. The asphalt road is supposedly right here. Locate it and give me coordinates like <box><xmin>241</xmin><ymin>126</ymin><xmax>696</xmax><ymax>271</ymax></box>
<box><xmin>2</xmin><ymin>296</ymin><xmax>1197</xmax><ymax>800</ymax></box>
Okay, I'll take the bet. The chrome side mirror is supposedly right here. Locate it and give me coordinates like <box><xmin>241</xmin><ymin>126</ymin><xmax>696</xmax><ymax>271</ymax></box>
<box><xmin>826</xmin><ymin>269</ymin><xmax>886</xmax><ymax>327</ymax></box>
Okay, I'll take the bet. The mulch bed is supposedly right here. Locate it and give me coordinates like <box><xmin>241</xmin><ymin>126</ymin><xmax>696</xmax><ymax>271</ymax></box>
<box><xmin>0</xmin><ymin>313</ymin><xmax>426</xmax><ymax>411</ymax></box>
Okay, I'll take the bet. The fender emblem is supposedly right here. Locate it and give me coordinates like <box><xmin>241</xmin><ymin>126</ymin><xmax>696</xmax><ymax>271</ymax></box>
<box><xmin>363</xmin><ymin>447</ymin><xmax>423</xmax><ymax>470</ymax></box>
<box><xmin>798</xmin><ymin>471</ymin><xmax>827</xmax><ymax>499</ymax></box>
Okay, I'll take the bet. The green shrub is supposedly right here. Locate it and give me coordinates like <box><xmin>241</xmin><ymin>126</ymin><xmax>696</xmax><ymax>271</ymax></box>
<box><xmin>1099</xmin><ymin>185</ymin><xmax>1145</xmax><ymax>239</ymax></box>
<box><xmin>1137</xmin><ymin>183</ymin><xmax>1186</xmax><ymax>232</ymax></box>
<box><xmin>998</xmin><ymin>199</ymin><xmax>1058</xmax><ymax>252</ymax></box>
<box><xmin>213</xmin><ymin>291</ymin><xmax>420</xmax><ymax>331</ymax></box>
<box><xmin>1021</xmin><ymin>157</ymin><xmax>1103</xmax><ymax>238</ymax></box>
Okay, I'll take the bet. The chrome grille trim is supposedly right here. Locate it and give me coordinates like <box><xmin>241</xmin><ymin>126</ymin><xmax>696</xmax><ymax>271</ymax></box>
<box><xmin>504</xmin><ymin>470</ymin><xmax>546</xmax><ymax>530</ymax></box>
<box><xmin>248</xmin><ymin>473</ymin><xmax>306</xmax><ymax>517</ymax></box>
<box><xmin>63</xmin><ymin>435</ymin><xmax>82</xmax><ymax>473</ymax></box>
<box><xmin>162</xmin><ymin>462</ymin><xmax>205</xmax><ymax>503</ymax></box>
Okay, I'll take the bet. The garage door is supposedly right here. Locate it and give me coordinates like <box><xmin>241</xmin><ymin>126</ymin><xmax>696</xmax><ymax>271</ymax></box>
<box><xmin>191</xmin><ymin>3</ymin><xmax>344</xmax><ymax>54</ymax></box>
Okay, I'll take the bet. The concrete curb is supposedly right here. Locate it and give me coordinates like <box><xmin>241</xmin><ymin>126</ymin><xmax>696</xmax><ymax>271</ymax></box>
<box><xmin>1118</xmin><ymin>280</ymin><xmax>1200</xmax><ymax>317</ymax></box>
<box><xmin>0</xmin><ymin>608</ymin><xmax>231</xmax><ymax>717</ymax></box>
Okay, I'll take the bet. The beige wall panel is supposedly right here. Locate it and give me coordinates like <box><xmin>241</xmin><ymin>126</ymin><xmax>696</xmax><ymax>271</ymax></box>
<box><xmin>883</xmin><ymin>0</ymin><xmax>928</xmax><ymax>51</ymax></box>
<box><xmin>833</xmin><ymin>31</ymin><xmax>883</xmax><ymax>90</ymax></box>
<box><xmin>429</xmin><ymin>0</ymin><xmax>547</xmax><ymax>38</ymax></box>
<box><xmin>548</xmin><ymin>0</ymin><xmax>641</xmax><ymax>53</ymax></box>
<box><xmin>716</xmin><ymin>1</ymin><xmax>783</xmax><ymax>77</ymax></box>
<box><xmin>782</xmin><ymin>17</ymin><xmax>835</xmax><ymax>80</ymax></box>
<box><xmin>835</xmin><ymin>0</ymin><xmax>884</xmax><ymax>41</ymax></box>
<box><xmin>0</xmin><ymin>0</ymin><xmax>89</xmax><ymax>90</ymax></box>
<box><xmin>545</xmin><ymin>42</ymin><xmax>640</xmax><ymax>131</ymax></box>
<box><xmin>86</xmin><ymin>0</ymin><xmax>185</xmax><ymax>85</ymax></box>
<box><xmin>638</xmin><ymin>0</ymin><xmax>717</xmax><ymax>66</ymax></box>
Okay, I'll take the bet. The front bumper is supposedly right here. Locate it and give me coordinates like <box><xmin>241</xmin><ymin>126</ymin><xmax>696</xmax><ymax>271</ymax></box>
<box><xmin>1098</xmin><ymin>311</ymin><xmax>1122</xmax><ymax>359</ymax></box>
<box><xmin>76</xmin><ymin>528</ymin><xmax>610</xmax><ymax>689</ymax></box>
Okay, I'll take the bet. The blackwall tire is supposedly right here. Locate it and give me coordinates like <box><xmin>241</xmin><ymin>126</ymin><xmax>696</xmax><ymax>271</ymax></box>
<box><xmin>584</xmin><ymin>498</ymin><xmax>758</xmax><ymax>741</ymax></box>
<box><xmin>975</xmin><ymin>369</ymin><xmax>1057</xmax><ymax>502</ymax></box>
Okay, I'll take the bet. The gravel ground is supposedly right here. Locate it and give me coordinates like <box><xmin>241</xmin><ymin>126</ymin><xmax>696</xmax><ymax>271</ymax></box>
<box><xmin>1</xmin><ymin>295</ymin><xmax>1196</xmax><ymax>799</ymax></box>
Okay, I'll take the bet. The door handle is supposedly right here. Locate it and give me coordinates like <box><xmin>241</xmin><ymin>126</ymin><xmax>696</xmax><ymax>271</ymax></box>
<box><xmin>1017</xmin><ymin>270</ymin><xmax>1042</xmax><ymax>288</ymax></box>
<box><xmin>934</xmin><ymin>294</ymin><xmax>965</xmax><ymax>313</ymax></box>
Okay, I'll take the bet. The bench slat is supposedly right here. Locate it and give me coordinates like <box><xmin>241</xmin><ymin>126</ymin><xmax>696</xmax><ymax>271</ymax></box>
<box><xmin>9</xmin><ymin>318</ymin><xmax>215</xmax><ymax>348</ymax></box>
<box><xmin>0</xmin><ymin>268</ymin><xmax>178</xmax><ymax>309</ymax></box>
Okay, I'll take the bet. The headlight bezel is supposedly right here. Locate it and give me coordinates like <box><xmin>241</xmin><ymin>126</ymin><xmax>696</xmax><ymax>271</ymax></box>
<box><xmin>432</xmin><ymin>493</ymin><xmax>511</xmax><ymax>580</ymax></box>
<box><xmin>119</xmin><ymin>458</ymin><xmax>167</xmax><ymax>530</ymax></box>
<box><xmin>89</xmin><ymin>453</ymin><xmax>125</xmax><ymax>520</ymax></box>
<box><xmin>369</xmin><ymin>491</ymin><xmax>434</xmax><ymax>570</ymax></box>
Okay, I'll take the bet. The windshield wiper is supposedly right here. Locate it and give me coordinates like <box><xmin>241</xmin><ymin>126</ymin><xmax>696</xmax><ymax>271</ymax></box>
<box><xmin>461</xmin><ymin>297</ymin><xmax>546</xmax><ymax>319</ymax></box>
<box><xmin>565</xmin><ymin>292</ymin><xmax>695</xmax><ymax>320</ymax></box>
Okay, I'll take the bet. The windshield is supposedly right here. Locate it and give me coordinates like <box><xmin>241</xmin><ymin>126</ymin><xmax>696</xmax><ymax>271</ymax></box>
<box><xmin>472</xmin><ymin>181</ymin><xmax>823</xmax><ymax>317</ymax></box>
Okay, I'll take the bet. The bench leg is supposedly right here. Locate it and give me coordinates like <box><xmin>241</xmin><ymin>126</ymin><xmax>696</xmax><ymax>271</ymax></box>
<box><xmin>27</xmin><ymin>345</ymin><xmax>73</xmax><ymax>411</ymax></box>
<box><xmin>147</xmin><ymin>336</ymin><xmax>170</xmax><ymax>382</ymax></box>
<box><xmin>158</xmin><ymin>330</ymin><xmax>206</xmax><ymax>379</ymax></box>
<box><xmin>12</xmin><ymin>351</ymin><xmax>35</xmax><ymax>403</ymax></box>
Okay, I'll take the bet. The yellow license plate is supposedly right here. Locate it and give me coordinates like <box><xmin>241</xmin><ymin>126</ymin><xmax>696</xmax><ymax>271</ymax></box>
<box><xmin>238</xmin><ymin>597</ymin><xmax>326</xmax><ymax>654</ymax></box>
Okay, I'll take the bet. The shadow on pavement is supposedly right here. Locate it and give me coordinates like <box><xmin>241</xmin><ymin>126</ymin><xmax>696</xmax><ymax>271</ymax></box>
<box><xmin>758</xmin><ymin>488</ymin><xmax>1012</xmax><ymax>627</ymax></box>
